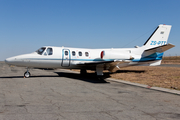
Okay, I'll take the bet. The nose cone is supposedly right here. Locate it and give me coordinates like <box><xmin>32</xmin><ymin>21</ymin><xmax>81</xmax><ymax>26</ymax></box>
<box><xmin>5</xmin><ymin>57</ymin><xmax>16</xmax><ymax>65</ymax></box>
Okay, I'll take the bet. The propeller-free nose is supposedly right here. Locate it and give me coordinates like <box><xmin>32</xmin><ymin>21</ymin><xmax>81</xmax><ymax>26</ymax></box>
<box><xmin>5</xmin><ymin>57</ymin><xmax>16</xmax><ymax>65</ymax></box>
<box><xmin>5</xmin><ymin>53</ymin><xmax>33</xmax><ymax>66</ymax></box>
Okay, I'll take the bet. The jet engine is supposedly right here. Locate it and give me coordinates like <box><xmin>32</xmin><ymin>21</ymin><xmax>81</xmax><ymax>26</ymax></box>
<box><xmin>100</xmin><ymin>50</ymin><xmax>134</xmax><ymax>60</ymax></box>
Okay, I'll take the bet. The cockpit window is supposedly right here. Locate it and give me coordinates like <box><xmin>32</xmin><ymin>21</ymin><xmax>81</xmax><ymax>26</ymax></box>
<box><xmin>47</xmin><ymin>48</ymin><xmax>53</xmax><ymax>55</ymax></box>
<box><xmin>36</xmin><ymin>47</ymin><xmax>53</xmax><ymax>55</ymax></box>
<box><xmin>43</xmin><ymin>48</ymin><xmax>53</xmax><ymax>56</ymax></box>
<box><xmin>36</xmin><ymin>47</ymin><xmax>46</xmax><ymax>55</ymax></box>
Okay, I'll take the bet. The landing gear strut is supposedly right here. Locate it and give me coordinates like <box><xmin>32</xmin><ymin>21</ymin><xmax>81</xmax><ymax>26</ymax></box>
<box><xmin>24</xmin><ymin>68</ymin><xmax>31</xmax><ymax>78</ymax></box>
<box><xmin>80</xmin><ymin>69</ymin><xmax>87</xmax><ymax>76</ymax></box>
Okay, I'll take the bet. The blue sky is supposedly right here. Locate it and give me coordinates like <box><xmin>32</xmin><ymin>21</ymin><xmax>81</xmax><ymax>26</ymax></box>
<box><xmin>0</xmin><ymin>0</ymin><xmax>180</xmax><ymax>61</ymax></box>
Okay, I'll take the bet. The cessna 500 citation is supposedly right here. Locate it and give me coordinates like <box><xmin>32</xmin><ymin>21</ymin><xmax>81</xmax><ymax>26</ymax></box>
<box><xmin>5</xmin><ymin>24</ymin><xmax>175</xmax><ymax>78</ymax></box>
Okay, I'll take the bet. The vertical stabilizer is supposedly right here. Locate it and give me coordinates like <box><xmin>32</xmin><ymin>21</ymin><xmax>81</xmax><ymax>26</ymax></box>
<box><xmin>143</xmin><ymin>24</ymin><xmax>171</xmax><ymax>49</ymax></box>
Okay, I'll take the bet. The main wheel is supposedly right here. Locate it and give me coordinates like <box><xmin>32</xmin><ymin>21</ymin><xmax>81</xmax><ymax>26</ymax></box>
<box><xmin>24</xmin><ymin>71</ymin><xmax>31</xmax><ymax>78</ymax></box>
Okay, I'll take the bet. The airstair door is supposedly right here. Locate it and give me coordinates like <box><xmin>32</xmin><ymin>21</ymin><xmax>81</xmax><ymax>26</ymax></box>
<box><xmin>62</xmin><ymin>49</ymin><xmax>70</xmax><ymax>67</ymax></box>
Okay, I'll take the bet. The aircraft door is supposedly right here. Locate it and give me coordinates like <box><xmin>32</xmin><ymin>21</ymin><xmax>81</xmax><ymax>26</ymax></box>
<box><xmin>62</xmin><ymin>49</ymin><xmax>71</xmax><ymax>67</ymax></box>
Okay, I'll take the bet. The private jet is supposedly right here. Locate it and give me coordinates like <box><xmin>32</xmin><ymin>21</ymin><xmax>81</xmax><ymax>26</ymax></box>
<box><xmin>5</xmin><ymin>24</ymin><xmax>175</xmax><ymax>78</ymax></box>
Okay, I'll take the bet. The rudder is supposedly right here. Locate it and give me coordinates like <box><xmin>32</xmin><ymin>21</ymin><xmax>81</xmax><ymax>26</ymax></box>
<box><xmin>143</xmin><ymin>24</ymin><xmax>172</xmax><ymax>49</ymax></box>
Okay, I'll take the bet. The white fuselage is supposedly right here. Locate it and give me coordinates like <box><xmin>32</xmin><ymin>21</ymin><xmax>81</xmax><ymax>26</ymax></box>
<box><xmin>5</xmin><ymin>46</ymin><xmax>145</xmax><ymax>70</ymax></box>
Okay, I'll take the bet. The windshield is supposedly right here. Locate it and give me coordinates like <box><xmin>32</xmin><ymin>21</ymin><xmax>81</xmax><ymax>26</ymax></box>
<box><xmin>36</xmin><ymin>47</ymin><xmax>46</xmax><ymax>55</ymax></box>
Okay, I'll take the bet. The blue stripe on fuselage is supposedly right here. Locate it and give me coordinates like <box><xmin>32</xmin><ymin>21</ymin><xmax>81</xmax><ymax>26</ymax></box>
<box><xmin>132</xmin><ymin>52</ymin><xmax>163</xmax><ymax>62</ymax></box>
<box><xmin>20</xmin><ymin>58</ymin><xmax>114</xmax><ymax>62</ymax></box>
<box><xmin>19</xmin><ymin>52</ymin><xmax>163</xmax><ymax>63</ymax></box>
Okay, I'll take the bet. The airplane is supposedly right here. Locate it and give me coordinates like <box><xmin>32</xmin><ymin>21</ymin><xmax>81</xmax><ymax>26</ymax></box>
<box><xmin>5</xmin><ymin>24</ymin><xmax>175</xmax><ymax>78</ymax></box>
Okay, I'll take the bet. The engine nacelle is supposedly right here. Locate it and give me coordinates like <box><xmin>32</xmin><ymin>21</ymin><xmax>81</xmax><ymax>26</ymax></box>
<box><xmin>100</xmin><ymin>50</ymin><xmax>133</xmax><ymax>60</ymax></box>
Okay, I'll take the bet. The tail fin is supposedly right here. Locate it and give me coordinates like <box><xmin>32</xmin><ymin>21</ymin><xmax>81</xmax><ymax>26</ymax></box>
<box><xmin>143</xmin><ymin>24</ymin><xmax>172</xmax><ymax>49</ymax></box>
<box><xmin>139</xmin><ymin>24</ymin><xmax>174</xmax><ymax>66</ymax></box>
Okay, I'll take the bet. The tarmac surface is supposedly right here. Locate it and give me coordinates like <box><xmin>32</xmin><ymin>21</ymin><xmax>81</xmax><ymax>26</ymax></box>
<box><xmin>0</xmin><ymin>62</ymin><xmax>180</xmax><ymax>120</ymax></box>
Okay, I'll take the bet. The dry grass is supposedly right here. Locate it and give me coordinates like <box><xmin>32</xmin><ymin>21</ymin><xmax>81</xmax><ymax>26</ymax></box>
<box><xmin>73</xmin><ymin>56</ymin><xmax>180</xmax><ymax>90</ymax></box>
<box><xmin>110</xmin><ymin>66</ymin><xmax>180</xmax><ymax>90</ymax></box>
<box><xmin>162</xmin><ymin>56</ymin><xmax>180</xmax><ymax>64</ymax></box>
<box><xmin>73</xmin><ymin>66</ymin><xmax>180</xmax><ymax>90</ymax></box>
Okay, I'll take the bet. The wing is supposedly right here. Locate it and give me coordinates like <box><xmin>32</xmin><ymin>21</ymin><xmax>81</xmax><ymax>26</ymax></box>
<box><xmin>76</xmin><ymin>60</ymin><xmax>114</xmax><ymax>65</ymax></box>
<box><xmin>77</xmin><ymin>59</ymin><xmax>132</xmax><ymax>72</ymax></box>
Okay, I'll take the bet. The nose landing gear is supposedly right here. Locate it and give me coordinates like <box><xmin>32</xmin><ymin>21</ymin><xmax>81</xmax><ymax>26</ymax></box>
<box><xmin>24</xmin><ymin>68</ymin><xmax>31</xmax><ymax>78</ymax></box>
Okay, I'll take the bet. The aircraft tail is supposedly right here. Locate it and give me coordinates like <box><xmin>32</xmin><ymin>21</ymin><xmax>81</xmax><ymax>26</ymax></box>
<box><xmin>138</xmin><ymin>24</ymin><xmax>175</xmax><ymax>66</ymax></box>
<box><xmin>143</xmin><ymin>24</ymin><xmax>172</xmax><ymax>49</ymax></box>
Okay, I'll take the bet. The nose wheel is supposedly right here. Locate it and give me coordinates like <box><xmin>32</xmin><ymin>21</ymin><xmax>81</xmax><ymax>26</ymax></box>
<box><xmin>24</xmin><ymin>71</ymin><xmax>31</xmax><ymax>78</ymax></box>
<box><xmin>24</xmin><ymin>68</ymin><xmax>31</xmax><ymax>78</ymax></box>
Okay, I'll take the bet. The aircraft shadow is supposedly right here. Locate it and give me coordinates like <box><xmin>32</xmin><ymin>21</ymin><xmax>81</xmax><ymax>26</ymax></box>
<box><xmin>55</xmin><ymin>72</ymin><xmax>110</xmax><ymax>83</ymax></box>
<box><xmin>0</xmin><ymin>72</ymin><xmax>110</xmax><ymax>84</ymax></box>
<box><xmin>0</xmin><ymin>76</ymin><xmax>24</xmax><ymax>78</ymax></box>
<box><xmin>0</xmin><ymin>75</ymin><xmax>60</xmax><ymax>79</ymax></box>
<box><xmin>0</xmin><ymin>70</ymin><xmax>145</xmax><ymax>83</ymax></box>
<box><xmin>115</xmin><ymin>70</ymin><xmax>145</xmax><ymax>73</ymax></box>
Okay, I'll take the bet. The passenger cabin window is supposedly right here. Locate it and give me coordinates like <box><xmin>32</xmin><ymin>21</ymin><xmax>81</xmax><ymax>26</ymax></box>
<box><xmin>79</xmin><ymin>51</ymin><xmax>82</xmax><ymax>56</ymax></box>
<box><xmin>65</xmin><ymin>51</ymin><xmax>68</xmax><ymax>55</ymax></box>
<box><xmin>36</xmin><ymin>47</ymin><xmax>46</xmax><ymax>55</ymax></box>
<box><xmin>72</xmin><ymin>51</ymin><xmax>76</xmax><ymax>56</ymax></box>
<box><xmin>85</xmin><ymin>52</ymin><xmax>89</xmax><ymax>57</ymax></box>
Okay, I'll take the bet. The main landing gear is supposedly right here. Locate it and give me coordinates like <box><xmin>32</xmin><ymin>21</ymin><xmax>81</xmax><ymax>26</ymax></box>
<box><xmin>24</xmin><ymin>68</ymin><xmax>31</xmax><ymax>78</ymax></box>
<box><xmin>80</xmin><ymin>69</ymin><xmax>87</xmax><ymax>76</ymax></box>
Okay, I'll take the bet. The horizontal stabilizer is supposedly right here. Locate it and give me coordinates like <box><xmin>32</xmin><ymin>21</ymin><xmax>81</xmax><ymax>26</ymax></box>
<box><xmin>142</xmin><ymin>43</ymin><xmax>175</xmax><ymax>57</ymax></box>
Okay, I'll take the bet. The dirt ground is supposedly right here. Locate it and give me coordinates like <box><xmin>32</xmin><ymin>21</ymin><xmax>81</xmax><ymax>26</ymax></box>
<box><xmin>110</xmin><ymin>66</ymin><xmax>180</xmax><ymax>90</ymax></box>
<box><xmin>77</xmin><ymin>56</ymin><xmax>180</xmax><ymax>90</ymax></box>
<box><xmin>111</xmin><ymin>57</ymin><xmax>180</xmax><ymax>90</ymax></box>
<box><xmin>162</xmin><ymin>56</ymin><xmax>180</xmax><ymax>64</ymax></box>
